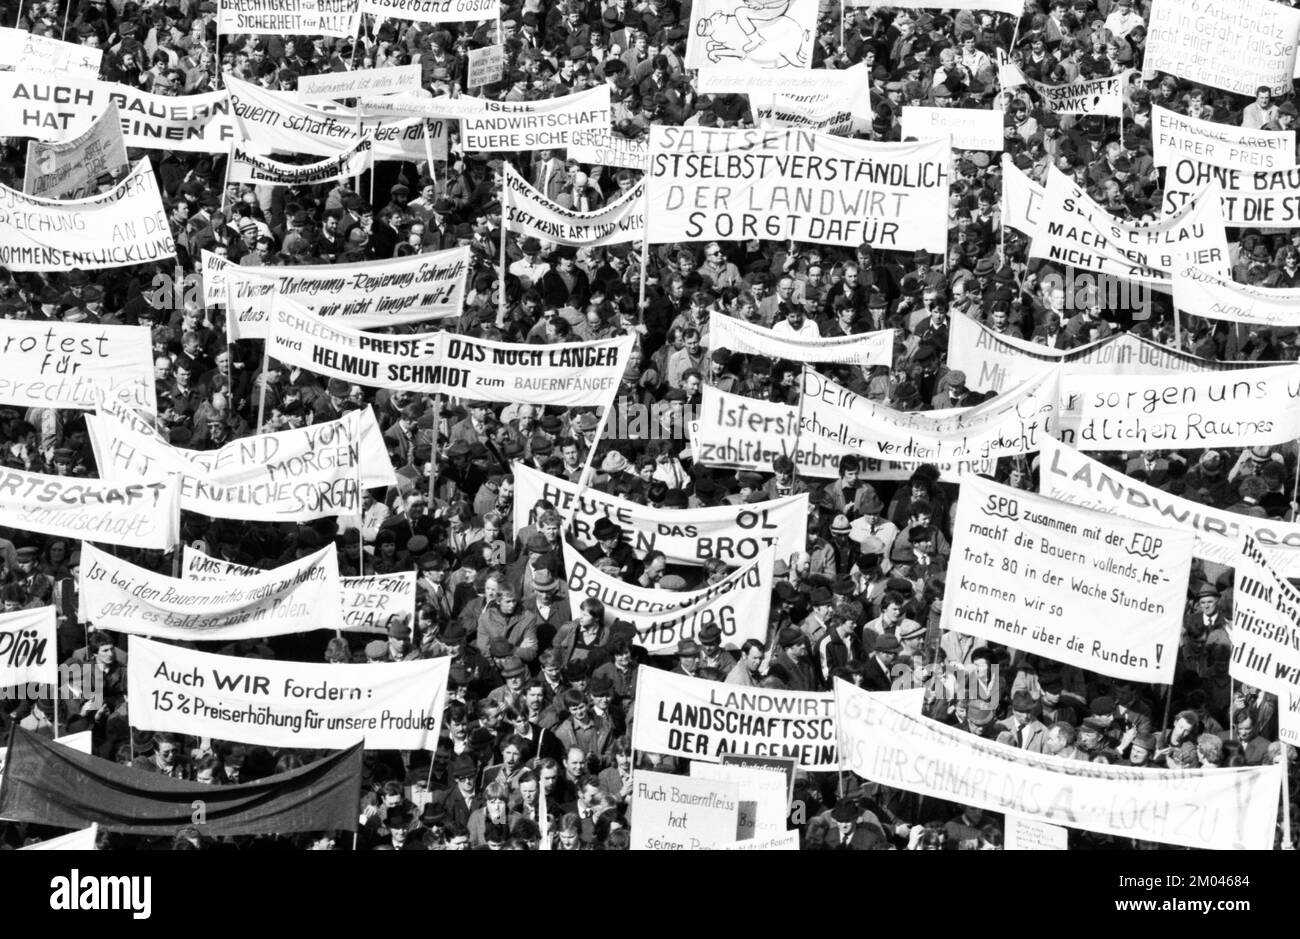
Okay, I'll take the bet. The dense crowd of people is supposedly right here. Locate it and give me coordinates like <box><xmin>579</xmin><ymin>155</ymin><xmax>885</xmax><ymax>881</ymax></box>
<box><xmin>0</xmin><ymin>0</ymin><xmax>1296</xmax><ymax>850</ymax></box>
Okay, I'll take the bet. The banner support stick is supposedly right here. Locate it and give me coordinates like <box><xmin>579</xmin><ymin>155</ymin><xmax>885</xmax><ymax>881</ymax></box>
<box><xmin>427</xmin><ymin>394</ymin><xmax>442</xmax><ymax>507</ymax></box>
<box><xmin>61</xmin><ymin>0</ymin><xmax>70</xmax><ymax>39</ymax></box>
<box><xmin>256</xmin><ymin>344</ymin><xmax>270</xmax><ymax>430</ymax></box>
<box><xmin>499</xmin><ymin>213</ymin><xmax>508</xmax><ymax>324</ymax></box>
<box><xmin>1282</xmin><ymin>745</ymin><xmax>1293</xmax><ymax>850</ymax></box>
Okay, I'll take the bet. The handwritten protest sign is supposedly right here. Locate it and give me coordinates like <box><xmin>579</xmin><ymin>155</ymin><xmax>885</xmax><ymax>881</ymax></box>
<box><xmin>0</xmin><ymin>607</ymin><xmax>57</xmax><ymax>691</ymax></box>
<box><xmin>1067</xmin><ymin>363</ymin><xmax>1300</xmax><ymax>449</ymax></box>
<box><xmin>648</xmin><ymin>127</ymin><xmax>950</xmax><ymax>252</ymax></box>
<box><xmin>901</xmin><ymin>106</ymin><xmax>1002</xmax><ymax>150</ymax></box>
<box><xmin>218</xmin><ymin>0</ymin><xmax>360</xmax><ymax>37</ymax></box>
<box><xmin>1145</xmin><ymin>0</ymin><xmax>1300</xmax><ymax>96</ymax></box>
<box><xmin>1163</xmin><ymin>158</ymin><xmax>1300</xmax><ymax>225</ymax></box>
<box><xmin>80</xmin><ymin>544</ymin><xmax>343</xmax><ymax>640</ymax></box>
<box><xmin>1151</xmin><ymin>104</ymin><xmax>1296</xmax><ymax>171</ymax></box>
<box><xmin>561</xmin><ymin>541</ymin><xmax>771</xmax><ymax>654</ymax></box>
<box><xmin>23</xmin><ymin>102</ymin><xmax>129</xmax><ymax>199</ymax></box>
<box><xmin>0</xmin><ymin>74</ymin><xmax>236</xmax><ymax>150</ymax></box>
<box><xmin>514</xmin><ymin>462</ymin><xmax>807</xmax><ymax>565</ymax></box>
<box><xmin>1230</xmin><ymin>535</ymin><xmax>1300</xmax><ymax>697</ymax></box>
<box><xmin>717</xmin><ymin>831</ymin><xmax>800</xmax><ymax>850</ymax></box>
<box><xmin>691</xmin><ymin>762</ymin><xmax>788</xmax><ymax>841</ymax></box>
<box><xmin>296</xmin><ymin>65</ymin><xmax>420</xmax><ymax>102</ymax></box>
<box><xmin>0</xmin><ymin>27</ymin><xmax>101</xmax><ymax>78</ymax></box>
<box><xmin>1173</xmin><ymin>265</ymin><xmax>1300</xmax><ymax>327</ymax></box>
<box><xmin>0</xmin><ymin>160</ymin><xmax>174</xmax><ymax>272</ymax></box>
<box><xmin>754</xmin><ymin>67</ymin><xmax>875</xmax><ymax>137</ymax></box>
<box><xmin>943</xmin><ymin>476</ymin><xmax>1191</xmax><ymax>683</ymax></box>
<box><xmin>0</xmin><ymin>320</ymin><xmax>156</xmax><ymax>413</ymax></box>
<box><xmin>566</xmin><ymin>128</ymin><xmax>648</xmax><ymax>170</ymax></box>
<box><xmin>631</xmin><ymin>769</ymin><xmax>739</xmax><ymax>850</ymax></box>
<box><xmin>466</xmin><ymin>44</ymin><xmax>503</xmax><ymax>88</ymax></box>
<box><xmin>834</xmin><ymin>678</ymin><xmax>1282</xmax><ymax>851</ymax></box>
<box><xmin>1001</xmin><ymin>153</ymin><xmax>1043</xmax><ymax>235</ymax></box>
<box><xmin>227</xmin><ymin>137</ymin><xmax>374</xmax><ymax>187</ymax></box>
<box><xmin>358</xmin><ymin>0</ymin><xmax>496</xmax><ymax>23</ymax></box>
<box><xmin>0</xmin><ymin>467</ymin><xmax>179</xmax><ymax>550</ymax></box>
<box><xmin>1001</xmin><ymin>66</ymin><xmax>1127</xmax><ymax>117</ymax></box>
<box><xmin>1041</xmin><ymin>437</ymin><xmax>1300</xmax><ymax>578</ymax></box>
<box><xmin>799</xmin><ymin>366</ymin><xmax>1059</xmax><ymax>462</ymax></box>
<box><xmin>1004</xmin><ymin>815</ymin><xmax>1069</xmax><ymax>850</ymax></box>
<box><xmin>128</xmin><ymin>636</ymin><xmax>448</xmax><ymax>749</ymax></box>
<box><xmin>501</xmin><ymin>163</ymin><xmax>645</xmax><ymax>247</ymax></box>
<box><xmin>184</xmin><ymin>547</ymin><xmax>417</xmax><ymax>637</ymax></box>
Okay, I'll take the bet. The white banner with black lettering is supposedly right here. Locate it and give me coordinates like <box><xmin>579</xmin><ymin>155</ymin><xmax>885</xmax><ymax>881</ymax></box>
<box><xmin>0</xmin><ymin>159</ymin><xmax>174</xmax><ymax>272</ymax></box>
<box><xmin>358</xmin><ymin>0</ymin><xmax>495</xmax><ymax>24</ymax></box>
<box><xmin>203</xmin><ymin>247</ymin><xmax>468</xmax><ymax>337</ymax></box>
<box><xmin>296</xmin><ymin>64</ymin><xmax>419</xmax><ymax>102</ymax></box>
<box><xmin>647</xmin><ymin>127</ymin><xmax>950</xmax><ymax>252</ymax></box>
<box><xmin>466</xmin><ymin>44</ymin><xmax>503</xmax><ymax>88</ymax></box>
<box><xmin>0</xmin><ymin>319</ymin><xmax>156</xmax><ymax>413</ymax></box>
<box><xmin>755</xmin><ymin>66</ymin><xmax>874</xmax><ymax>137</ymax></box>
<box><xmin>270</xmin><ymin>300</ymin><xmax>633</xmax><ymax>405</ymax></box>
<box><xmin>900</xmin><ymin>106</ymin><xmax>1002</xmax><ymax>150</ymax></box>
<box><xmin>834</xmin><ymin>678</ymin><xmax>1282</xmax><ymax>851</ymax></box>
<box><xmin>1151</xmin><ymin>104</ymin><xmax>1296</xmax><ymax>171</ymax></box>
<box><xmin>561</xmin><ymin>541</ymin><xmax>770</xmax><ymax>654</ymax></box>
<box><xmin>799</xmin><ymin>365</ymin><xmax>1059</xmax><ymax>463</ymax></box>
<box><xmin>227</xmin><ymin>137</ymin><xmax>373</xmax><ymax>187</ymax></box>
<box><xmin>514</xmin><ymin>461</ymin><xmax>807</xmax><ymax>566</ymax></box>
<box><xmin>1163</xmin><ymin>158</ymin><xmax>1300</xmax><ymax>226</ymax></box>
<box><xmin>0</xmin><ymin>74</ymin><xmax>237</xmax><ymax>150</ymax></box>
<box><xmin>23</xmin><ymin>101</ymin><xmax>129</xmax><ymax>200</ymax></box>
<box><xmin>1068</xmin><ymin>362</ymin><xmax>1300</xmax><ymax>450</ymax></box>
<box><xmin>566</xmin><ymin>128</ymin><xmax>648</xmax><ymax>170</ymax></box>
<box><xmin>1230</xmin><ymin>534</ymin><xmax>1300</xmax><ymax>697</ymax></box>
<box><xmin>0</xmin><ymin>607</ymin><xmax>57</xmax><ymax>691</ymax></box>
<box><xmin>1173</xmin><ymin>266</ymin><xmax>1300</xmax><ymax>327</ymax></box>
<box><xmin>80</xmin><ymin>543</ymin><xmax>343</xmax><ymax>640</ymax></box>
<box><xmin>943</xmin><ymin>476</ymin><xmax>1191</xmax><ymax>683</ymax></box>
<box><xmin>1041</xmin><ymin>436</ymin><xmax>1300</xmax><ymax>577</ymax></box>
<box><xmin>1145</xmin><ymin>0</ymin><xmax>1300</xmax><ymax>96</ymax></box>
<box><xmin>0</xmin><ymin>28</ymin><xmax>102</xmax><ymax>78</ymax></box>
<box><xmin>695</xmin><ymin>386</ymin><xmax>992</xmax><ymax>480</ymax></box>
<box><xmin>1001</xmin><ymin>154</ymin><xmax>1043</xmax><ymax>235</ymax></box>
<box><xmin>1001</xmin><ymin>65</ymin><xmax>1127</xmax><ymax>117</ymax></box>
<box><xmin>183</xmin><ymin>547</ymin><xmax>417</xmax><ymax>636</ymax></box>
<box><xmin>710</xmin><ymin>312</ymin><xmax>893</xmax><ymax>367</ymax></box>
<box><xmin>502</xmin><ymin>163</ymin><xmax>644</xmax><ymax>247</ymax></box>
<box><xmin>128</xmin><ymin>636</ymin><xmax>448</xmax><ymax>750</ymax></box>
<box><xmin>1030</xmin><ymin>166</ymin><xmax>1230</xmax><ymax>287</ymax></box>
<box><xmin>462</xmin><ymin>85</ymin><xmax>610</xmax><ymax>152</ymax></box>
<box><xmin>0</xmin><ymin>467</ymin><xmax>179</xmax><ymax>550</ymax></box>
<box><xmin>631</xmin><ymin>769</ymin><xmax>739</xmax><ymax>850</ymax></box>
<box><xmin>218</xmin><ymin>0</ymin><xmax>360</xmax><ymax>37</ymax></box>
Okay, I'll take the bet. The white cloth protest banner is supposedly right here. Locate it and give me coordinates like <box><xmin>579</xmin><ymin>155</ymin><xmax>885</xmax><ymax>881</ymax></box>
<box><xmin>269</xmin><ymin>300</ymin><xmax>633</xmax><ymax>405</ymax></box>
<box><xmin>0</xmin><ymin>28</ymin><xmax>102</xmax><ymax>78</ymax></box>
<box><xmin>648</xmin><ymin>126</ymin><xmax>950</xmax><ymax>252</ymax></box>
<box><xmin>0</xmin><ymin>74</ymin><xmax>236</xmax><ymax>150</ymax></box>
<box><xmin>0</xmin><ymin>467</ymin><xmax>179</xmax><ymax>550</ymax></box>
<box><xmin>20</xmin><ymin>825</ymin><xmax>98</xmax><ymax>851</ymax></box>
<box><xmin>296</xmin><ymin>64</ymin><xmax>419</xmax><ymax>102</ymax></box>
<box><xmin>800</xmin><ymin>365</ymin><xmax>1059</xmax><ymax>463</ymax></box>
<box><xmin>23</xmin><ymin>101</ymin><xmax>129</xmax><ymax>199</ymax></box>
<box><xmin>0</xmin><ymin>159</ymin><xmax>174</xmax><ymax>272</ymax></box>
<box><xmin>1173</xmin><ymin>266</ymin><xmax>1300</xmax><ymax>328</ymax></box>
<box><xmin>1163</xmin><ymin>158</ymin><xmax>1300</xmax><ymax>226</ymax></box>
<box><xmin>128</xmin><ymin>636</ymin><xmax>448</xmax><ymax>750</ymax></box>
<box><xmin>501</xmin><ymin>163</ymin><xmax>645</xmax><ymax>247</ymax></box>
<box><xmin>1067</xmin><ymin>363</ymin><xmax>1300</xmax><ymax>450</ymax></box>
<box><xmin>1145</xmin><ymin>0</ymin><xmax>1300</xmax><ymax>96</ymax></box>
<box><xmin>697</xmin><ymin>60</ymin><xmax>864</xmax><ymax>97</ymax></box>
<box><xmin>461</xmin><ymin>85</ymin><xmax>610</xmax><ymax>152</ymax></box>
<box><xmin>203</xmin><ymin>247</ymin><xmax>467</xmax><ymax>337</ymax></box>
<box><xmin>561</xmin><ymin>541</ymin><xmax>771</xmax><ymax>654</ymax></box>
<box><xmin>754</xmin><ymin>67</ymin><xmax>874</xmax><ymax>137</ymax></box>
<box><xmin>685</xmin><ymin>0</ymin><xmax>816</xmax><ymax>74</ymax></box>
<box><xmin>710</xmin><ymin>312</ymin><xmax>892</xmax><ymax>367</ymax></box>
<box><xmin>1230</xmin><ymin>535</ymin><xmax>1300</xmax><ymax>697</ymax></box>
<box><xmin>88</xmin><ymin>406</ymin><xmax>395</xmax><ymax>523</ymax></box>
<box><xmin>0</xmin><ymin>607</ymin><xmax>57</xmax><ymax>691</ymax></box>
<box><xmin>226</xmin><ymin>73</ymin><xmax>445</xmax><ymax>161</ymax></box>
<box><xmin>227</xmin><ymin>136</ymin><xmax>374</xmax><ymax>187</ymax></box>
<box><xmin>1003</xmin><ymin>66</ymin><xmax>1128</xmax><ymax>117</ymax></box>
<box><xmin>631</xmin><ymin>769</ymin><xmax>739</xmax><ymax>850</ymax></box>
<box><xmin>184</xmin><ymin>547</ymin><xmax>417</xmax><ymax>636</ymax></box>
<box><xmin>566</xmin><ymin>128</ymin><xmax>649</xmax><ymax>171</ymax></box>
<box><xmin>1282</xmin><ymin>694</ymin><xmax>1300</xmax><ymax>748</ymax></box>
<box><xmin>514</xmin><ymin>461</ymin><xmax>807</xmax><ymax>566</ymax></box>
<box><xmin>80</xmin><ymin>543</ymin><xmax>343</xmax><ymax>641</ymax></box>
<box><xmin>943</xmin><ymin>475</ymin><xmax>1192</xmax><ymax>683</ymax></box>
<box><xmin>633</xmin><ymin>667</ymin><xmax>838</xmax><ymax>770</ymax></box>
<box><xmin>466</xmin><ymin>44</ymin><xmax>503</xmax><ymax>88</ymax></box>
<box><xmin>900</xmin><ymin>106</ymin><xmax>1002</xmax><ymax>150</ymax></box>
<box><xmin>1030</xmin><ymin>165</ymin><xmax>1230</xmax><ymax>287</ymax></box>
<box><xmin>1151</xmin><ymin>104</ymin><xmax>1296</xmax><ymax>172</ymax></box>
<box><xmin>1001</xmin><ymin>154</ymin><xmax>1043</xmax><ymax>235</ymax></box>
<box><xmin>1040</xmin><ymin>436</ymin><xmax>1300</xmax><ymax>577</ymax></box>
<box><xmin>0</xmin><ymin>319</ymin><xmax>156</xmax><ymax>413</ymax></box>
<box><xmin>835</xmin><ymin>678</ymin><xmax>1282</xmax><ymax>850</ymax></box>
<box><xmin>1005</xmin><ymin>815</ymin><xmax>1069</xmax><ymax>850</ymax></box>
<box><xmin>358</xmin><ymin>0</ymin><xmax>495</xmax><ymax>23</ymax></box>
<box><xmin>717</xmin><ymin>831</ymin><xmax>800</xmax><ymax>850</ymax></box>
<box><xmin>695</xmin><ymin>385</ymin><xmax>993</xmax><ymax>480</ymax></box>
<box><xmin>218</xmin><ymin>0</ymin><xmax>360</xmax><ymax>37</ymax></box>
<box><xmin>691</xmin><ymin>762</ymin><xmax>788</xmax><ymax>841</ymax></box>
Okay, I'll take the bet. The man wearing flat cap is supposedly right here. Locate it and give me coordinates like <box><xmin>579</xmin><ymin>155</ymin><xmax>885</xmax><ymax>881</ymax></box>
<box><xmin>769</xmin><ymin>627</ymin><xmax>821</xmax><ymax>692</ymax></box>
